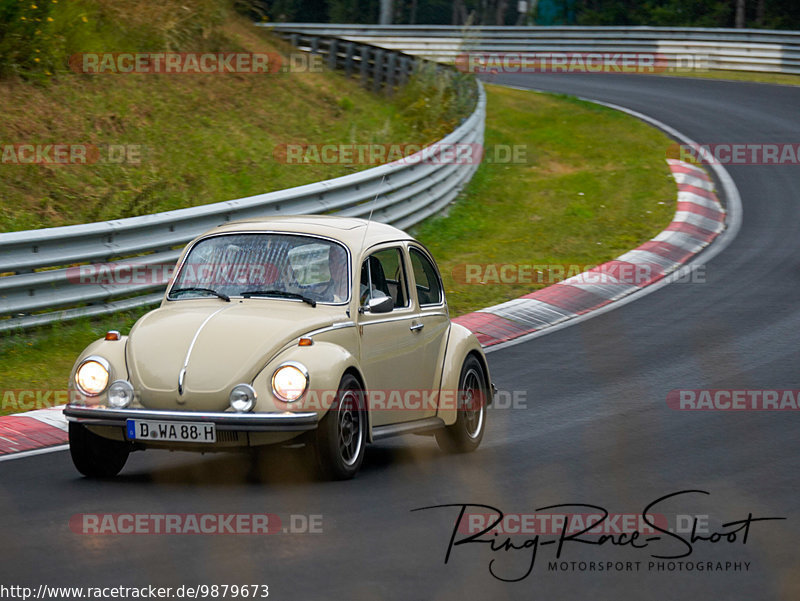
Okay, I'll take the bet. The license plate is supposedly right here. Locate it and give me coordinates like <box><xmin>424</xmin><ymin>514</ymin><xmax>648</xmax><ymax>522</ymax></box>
<box><xmin>126</xmin><ymin>419</ymin><xmax>216</xmax><ymax>443</ymax></box>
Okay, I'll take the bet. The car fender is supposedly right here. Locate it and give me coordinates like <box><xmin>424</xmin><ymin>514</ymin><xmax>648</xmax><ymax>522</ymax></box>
<box><xmin>436</xmin><ymin>323</ymin><xmax>490</xmax><ymax>426</ymax></box>
<box><xmin>251</xmin><ymin>341</ymin><xmax>370</xmax><ymax>429</ymax></box>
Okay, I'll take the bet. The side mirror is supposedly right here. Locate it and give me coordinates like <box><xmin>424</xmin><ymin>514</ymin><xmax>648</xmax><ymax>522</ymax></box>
<box><xmin>367</xmin><ymin>295</ymin><xmax>394</xmax><ymax>314</ymax></box>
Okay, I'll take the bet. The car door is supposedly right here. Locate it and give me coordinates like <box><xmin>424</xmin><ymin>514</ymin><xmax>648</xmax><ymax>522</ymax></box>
<box><xmin>407</xmin><ymin>245</ymin><xmax>451</xmax><ymax>413</ymax></box>
<box><xmin>357</xmin><ymin>245</ymin><xmax>430</xmax><ymax>426</ymax></box>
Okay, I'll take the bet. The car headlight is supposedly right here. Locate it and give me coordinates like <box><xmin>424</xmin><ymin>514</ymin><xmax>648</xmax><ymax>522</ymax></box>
<box><xmin>107</xmin><ymin>380</ymin><xmax>135</xmax><ymax>409</ymax></box>
<box><xmin>75</xmin><ymin>356</ymin><xmax>110</xmax><ymax>397</ymax></box>
<box><xmin>229</xmin><ymin>384</ymin><xmax>257</xmax><ymax>413</ymax></box>
<box><xmin>271</xmin><ymin>362</ymin><xmax>309</xmax><ymax>403</ymax></box>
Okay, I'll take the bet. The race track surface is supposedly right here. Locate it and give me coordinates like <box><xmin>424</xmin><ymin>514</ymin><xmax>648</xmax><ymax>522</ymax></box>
<box><xmin>2</xmin><ymin>73</ymin><xmax>799</xmax><ymax>600</ymax></box>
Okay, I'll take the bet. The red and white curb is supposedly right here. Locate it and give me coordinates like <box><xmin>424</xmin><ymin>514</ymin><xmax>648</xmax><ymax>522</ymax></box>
<box><xmin>0</xmin><ymin>160</ymin><xmax>725</xmax><ymax>458</ymax></box>
<box><xmin>452</xmin><ymin>159</ymin><xmax>725</xmax><ymax>347</ymax></box>
<box><xmin>0</xmin><ymin>406</ymin><xmax>67</xmax><ymax>458</ymax></box>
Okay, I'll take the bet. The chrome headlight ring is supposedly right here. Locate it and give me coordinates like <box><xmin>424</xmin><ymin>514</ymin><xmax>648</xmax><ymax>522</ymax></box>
<box><xmin>74</xmin><ymin>356</ymin><xmax>111</xmax><ymax>397</ymax></box>
<box><xmin>271</xmin><ymin>361</ymin><xmax>309</xmax><ymax>403</ymax></box>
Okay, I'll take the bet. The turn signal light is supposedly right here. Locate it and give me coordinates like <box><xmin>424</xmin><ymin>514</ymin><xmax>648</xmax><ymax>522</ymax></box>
<box><xmin>105</xmin><ymin>330</ymin><xmax>121</xmax><ymax>341</ymax></box>
<box><xmin>298</xmin><ymin>337</ymin><xmax>313</xmax><ymax>346</ymax></box>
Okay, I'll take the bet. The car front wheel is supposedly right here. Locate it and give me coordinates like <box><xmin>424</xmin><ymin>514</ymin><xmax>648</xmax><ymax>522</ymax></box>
<box><xmin>435</xmin><ymin>355</ymin><xmax>488</xmax><ymax>453</ymax></box>
<box><xmin>313</xmin><ymin>373</ymin><xmax>367</xmax><ymax>480</ymax></box>
<box><xmin>69</xmin><ymin>423</ymin><xmax>130</xmax><ymax>478</ymax></box>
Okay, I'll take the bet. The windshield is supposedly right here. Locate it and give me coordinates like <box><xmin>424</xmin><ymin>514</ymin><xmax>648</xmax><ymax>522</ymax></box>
<box><xmin>168</xmin><ymin>233</ymin><xmax>350</xmax><ymax>304</ymax></box>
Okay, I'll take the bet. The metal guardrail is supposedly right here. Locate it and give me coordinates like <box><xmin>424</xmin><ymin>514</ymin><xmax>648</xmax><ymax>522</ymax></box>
<box><xmin>264</xmin><ymin>24</ymin><xmax>800</xmax><ymax>74</ymax></box>
<box><xmin>0</xmin><ymin>39</ymin><xmax>485</xmax><ymax>333</ymax></box>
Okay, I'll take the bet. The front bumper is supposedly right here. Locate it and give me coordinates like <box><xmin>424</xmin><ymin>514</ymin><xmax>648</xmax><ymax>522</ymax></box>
<box><xmin>64</xmin><ymin>405</ymin><xmax>319</xmax><ymax>432</ymax></box>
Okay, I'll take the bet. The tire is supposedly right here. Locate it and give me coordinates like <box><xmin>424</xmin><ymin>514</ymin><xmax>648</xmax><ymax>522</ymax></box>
<box><xmin>312</xmin><ymin>373</ymin><xmax>367</xmax><ymax>480</ymax></box>
<box><xmin>69</xmin><ymin>423</ymin><xmax>130</xmax><ymax>478</ymax></box>
<box><xmin>435</xmin><ymin>355</ymin><xmax>488</xmax><ymax>453</ymax></box>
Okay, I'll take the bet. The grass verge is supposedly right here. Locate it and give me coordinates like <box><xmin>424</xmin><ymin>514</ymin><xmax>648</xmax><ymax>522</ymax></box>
<box><xmin>0</xmin><ymin>9</ymin><xmax>462</xmax><ymax>232</ymax></box>
<box><xmin>0</xmin><ymin>84</ymin><xmax>678</xmax><ymax>415</ymax></box>
<box><xmin>650</xmin><ymin>69</ymin><xmax>800</xmax><ymax>87</ymax></box>
<box><xmin>413</xmin><ymin>84</ymin><xmax>676</xmax><ymax>316</ymax></box>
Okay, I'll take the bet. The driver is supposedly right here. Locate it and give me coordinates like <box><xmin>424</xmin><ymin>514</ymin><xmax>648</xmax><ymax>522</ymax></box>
<box><xmin>321</xmin><ymin>246</ymin><xmax>349</xmax><ymax>303</ymax></box>
<box><xmin>285</xmin><ymin>245</ymin><xmax>349</xmax><ymax>303</ymax></box>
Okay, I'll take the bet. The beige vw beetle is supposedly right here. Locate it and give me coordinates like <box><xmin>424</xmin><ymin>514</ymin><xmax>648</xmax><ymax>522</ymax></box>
<box><xmin>65</xmin><ymin>215</ymin><xmax>492</xmax><ymax>479</ymax></box>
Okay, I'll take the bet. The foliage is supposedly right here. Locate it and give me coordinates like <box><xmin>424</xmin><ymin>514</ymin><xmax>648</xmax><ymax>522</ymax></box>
<box><xmin>394</xmin><ymin>61</ymin><xmax>477</xmax><ymax>140</ymax></box>
<box><xmin>238</xmin><ymin>0</ymin><xmax>800</xmax><ymax>29</ymax></box>
<box><xmin>0</xmin><ymin>0</ymin><xmax>229</xmax><ymax>79</ymax></box>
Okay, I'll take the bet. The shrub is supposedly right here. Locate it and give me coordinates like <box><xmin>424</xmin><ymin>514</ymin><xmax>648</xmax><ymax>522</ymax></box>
<box><xmin>0</xmin><ymin>0</ymin><xmax>230</xmax><ymax>81</ymax></box>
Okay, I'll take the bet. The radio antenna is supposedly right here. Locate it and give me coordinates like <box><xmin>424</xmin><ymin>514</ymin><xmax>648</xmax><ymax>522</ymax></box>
<box><xmin>360</xmin><ymin>174</ymin><xmax>384</xmax><ymax>250</ymax></box>
<box><xmin>359</xmin><ymin>175</ymin><xmax>385</xmax><ymax>307</ymax></box>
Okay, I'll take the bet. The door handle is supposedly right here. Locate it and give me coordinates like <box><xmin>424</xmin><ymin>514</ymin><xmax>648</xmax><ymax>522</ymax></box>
<box><xmin>409</xmin><ymin>322</ymin><xmax>425</xmax><ymax>332</ymax></box>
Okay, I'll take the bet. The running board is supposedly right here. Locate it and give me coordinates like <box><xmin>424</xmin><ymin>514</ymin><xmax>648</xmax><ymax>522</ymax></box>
<box><xmin>371</xmin><ymin>417</ymin><xmax>445</xmax><ymax>441</ymax></box>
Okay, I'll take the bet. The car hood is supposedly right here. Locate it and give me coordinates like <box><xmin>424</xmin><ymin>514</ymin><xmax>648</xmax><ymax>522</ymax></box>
<box><xmin>126</xmin><ymin>300</ymin><xmax>342</xmax><ymax>411</ymax></box>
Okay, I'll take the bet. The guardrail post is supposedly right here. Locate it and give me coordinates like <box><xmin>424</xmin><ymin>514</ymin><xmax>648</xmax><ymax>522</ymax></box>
<box><xmin>327</xmin><ymin>38</ymin><xmax>338</xmax><ymax>70</ymax></box>
<box><xmin>372</xmin><ymin>49</ymin><xmax>385</xmax><ymax>94</ymax></box>
<box><xmin>398</xmin><ymin>56</ymin><xmax>411</xmax><ymax>86</ymax></box>
<box><xmin>385</xmin><ymin>52</ymin><xmax>396</xmax><ymax>94</ymax></box>
<box><xmin>310</xmin><ymin>35</ymin><xmax>319</xmax><ymax>55</ymax></box>
<box><xmin>359</xmin><ymin>45</ymin><xmax>370</xmax><ymax>87</ymax></box>
<box><xmin>344</xmin><ymin>42</ymin><xmax>355</xmax><ymax>77</ymax></box>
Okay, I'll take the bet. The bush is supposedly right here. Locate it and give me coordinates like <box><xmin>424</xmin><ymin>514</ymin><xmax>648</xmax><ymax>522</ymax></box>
<box><xmin>394</xmin><ymin>60</ymin><xmax>477</xmax><ymax>141</ymax></box>
<box><xmin>0</xmin><ymin>0</ymin><xmax>230</xmax><ymax>80</ymax></box>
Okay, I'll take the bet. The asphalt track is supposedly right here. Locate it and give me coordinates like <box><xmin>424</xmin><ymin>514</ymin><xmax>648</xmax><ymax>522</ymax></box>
<box><xmin>2</xmin><ymin>73</ymin><xmax>799</xmax><ymax>600</ymax></box>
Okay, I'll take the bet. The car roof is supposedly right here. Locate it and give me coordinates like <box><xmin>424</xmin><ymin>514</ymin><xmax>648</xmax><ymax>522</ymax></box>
<box><xmin>205</xmin><ymin>215</ymin><xmax>414</xmax><ymax>252</ymax></box>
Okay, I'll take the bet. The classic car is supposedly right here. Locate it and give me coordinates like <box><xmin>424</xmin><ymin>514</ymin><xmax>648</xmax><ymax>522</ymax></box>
<box><xmin>64</xmin><ymin>215</ymin><xmax>492</xmax><ymax>479</ymax></box>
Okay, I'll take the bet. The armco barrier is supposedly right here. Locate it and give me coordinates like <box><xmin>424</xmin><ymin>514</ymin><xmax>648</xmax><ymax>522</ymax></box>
<box><xmin>264</xmin><ymin>24</ymin><xmax>800</xmax><ymax>74</ymax></box>
<box><xmin>0</xmin><ymin>42</ymin><xmax>485</xmax><ymax>333</ymax></box>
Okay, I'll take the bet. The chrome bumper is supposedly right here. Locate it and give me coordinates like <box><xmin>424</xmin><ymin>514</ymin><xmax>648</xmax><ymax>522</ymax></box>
<box><xmin>64</xmin><ymin>405</ymin><xmax>319</xmax><ymax>432</ymax></box>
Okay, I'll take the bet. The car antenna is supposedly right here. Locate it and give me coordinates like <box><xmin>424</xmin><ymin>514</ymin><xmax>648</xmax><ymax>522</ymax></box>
<box><xmin>358</xmin><ymin>175</ymin><xmax>385</xmax><ymax>312</ymax></box>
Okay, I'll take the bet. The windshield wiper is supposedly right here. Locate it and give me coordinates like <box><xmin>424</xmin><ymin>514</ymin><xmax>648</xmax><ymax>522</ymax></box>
<box><xmin>240</xmin><ymin>289</ymin><xmax>316</xmax><ymax>307</ymax></box>
<box><xmin>170</xmin><ymin>287</ymin><xmax>230</xmax><ymax>302</ymax></box>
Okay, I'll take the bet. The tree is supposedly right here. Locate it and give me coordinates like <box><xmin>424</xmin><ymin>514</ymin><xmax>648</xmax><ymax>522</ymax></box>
<box><xmin>735</xmin><ymin>0</ymin><xmax>746</xmax><ymax>27</ymax></box>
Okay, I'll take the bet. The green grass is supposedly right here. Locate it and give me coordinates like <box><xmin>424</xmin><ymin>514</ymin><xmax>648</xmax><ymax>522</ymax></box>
<box><xmin>0</xmin><ymin>84</ymin><xmax>679</xmax><ymax>414</ymax></box>
<box><xmin>0</xmin><ymin>14</ymin><xmax>460</xmax><ymax>232</ymax></box>
<box><xmin>0</xmin><ymin>0</ymin><xmax>229</xmax><ymax>80</ymax></box>
<box><xmin>0</xmin><ymin>1</ymin><xmax>470</xmax><ymax>411</ymax></box>
<box><xmin>650</xmin><ymin>68</ymin><xmax>800</xmax><ymax>87</ymax></box>
<box><xmin>412</xmin><ymin>84</ymin><xmax>676</xmax><ymax>316</ymax></box>
<box><xmin>0</xmin><ymin>309</ymin><xmax>148</xmax><ymax>412</ymax></box>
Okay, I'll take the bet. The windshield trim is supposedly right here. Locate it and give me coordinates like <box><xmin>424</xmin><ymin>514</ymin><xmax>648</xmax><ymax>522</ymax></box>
<box><xmin>166</xmin><ymin>230</ymin><xmax>352</xmax><ymax>306</ymax></box>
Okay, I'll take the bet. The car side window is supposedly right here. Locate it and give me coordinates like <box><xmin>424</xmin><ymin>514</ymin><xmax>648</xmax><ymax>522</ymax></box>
<box><xmin>360</xmin><ymin>247</ymin><xmax>409</xmax><ymax>309</ymax></box>
<box><xmin>409</xmin><ymin>247</ymin><xmax>443</xmax><ymax>306</ymax></box>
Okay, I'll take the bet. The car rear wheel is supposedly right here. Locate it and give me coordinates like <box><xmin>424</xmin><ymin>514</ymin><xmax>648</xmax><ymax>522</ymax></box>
<box><xmin>313</xmin><ymin>373</ymin><xmax>366</xmax><ymax>480</ymax></box>
<box><xmin>69</xmin><ymin>423</ymin><xmax>130</xmax><ymax>478</ymax></box>
<box><xmin>435</xmin><ymin>355</ymin><xmax>487</xmax><ymax>453</ymax></box>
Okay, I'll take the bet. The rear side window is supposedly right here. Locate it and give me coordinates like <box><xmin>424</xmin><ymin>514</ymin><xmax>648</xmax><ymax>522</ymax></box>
<box><xmin>409</xmin><ymin>247</ymin><xmax>443</xmax><ymax>306</ymax></box>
